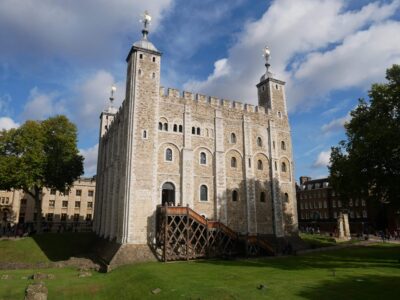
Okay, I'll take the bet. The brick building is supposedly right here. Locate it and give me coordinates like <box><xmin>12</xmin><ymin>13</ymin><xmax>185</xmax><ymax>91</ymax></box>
<box><xmin>296</xmin><ymin>176</ymin><xmax>369</xmax><ymax>233</ymax></box>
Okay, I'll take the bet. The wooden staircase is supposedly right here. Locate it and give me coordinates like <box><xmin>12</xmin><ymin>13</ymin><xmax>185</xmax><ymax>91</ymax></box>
<box><xmin>155</xmin><ymin>205</ymin><xmax>275</xmax><ymax>261</ymax></box>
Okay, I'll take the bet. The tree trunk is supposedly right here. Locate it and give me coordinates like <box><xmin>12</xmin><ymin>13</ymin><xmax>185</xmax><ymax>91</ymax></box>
<box><xmin>27</xmin><ymin>186</ymin><xmax>43</xmax><ymax>234</ymax></box>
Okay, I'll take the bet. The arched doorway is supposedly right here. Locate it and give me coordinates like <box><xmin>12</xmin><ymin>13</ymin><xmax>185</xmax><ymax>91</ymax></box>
<box><xmin>161</xmin><ymin>182</ymin><xmax>175</xmax><ymax>206</ymax></box>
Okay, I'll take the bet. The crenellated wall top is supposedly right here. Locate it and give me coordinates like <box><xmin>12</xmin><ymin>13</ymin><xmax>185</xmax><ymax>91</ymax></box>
<box><xmin>159</xmin><ymin>87</ymin><xmax>268</xmax><ymax>115</ymax></box>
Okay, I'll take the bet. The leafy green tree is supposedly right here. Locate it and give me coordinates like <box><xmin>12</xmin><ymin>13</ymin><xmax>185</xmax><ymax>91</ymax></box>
<box><xmin>329</xmin><ymin>65</ymin><xmax>400</xmax><ymax>224</ymax></box>
<box><xmin>0</xmin><ymin>115</ymin><xmax>84</xmax><ymax>232</ymax></box>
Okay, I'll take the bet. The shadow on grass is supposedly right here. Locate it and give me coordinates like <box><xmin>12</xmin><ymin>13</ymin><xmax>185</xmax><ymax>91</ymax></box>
<box><xmin>297</xmin><ymin>274</ymin><xmax>400</xmax><ymax>300</ymax></box>
<box><xmin>32</xmin><ymin>232</ymin><xmax>97</xmax><ymax>261</ymax></box>
<box><xmin>194</xmin><ymin>244</ymin><xmax>400</xmax><ymax>271</ymax></box>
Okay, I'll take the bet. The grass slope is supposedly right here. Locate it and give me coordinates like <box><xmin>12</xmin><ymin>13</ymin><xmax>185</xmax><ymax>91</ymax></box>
<box><xmin>0</xmin><ymin>233</ymin><xmax>96</xmax><ymax>264</ymax></box>
<box><xmin>1</xmin><ymin>241</ymin><xmax>400</xmax><ymax>299</ymax></box>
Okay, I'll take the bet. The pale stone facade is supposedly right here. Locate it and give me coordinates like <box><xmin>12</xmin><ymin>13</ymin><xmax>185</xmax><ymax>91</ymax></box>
<box><xmin>0</xmin><ymin>178</ymin><xmax>96</xmax><ymax>230</ymax></box>
<box><xmin>94</xmin><ymin>24</ymin><xmax>297</xmax><ymax>247</ymax></box>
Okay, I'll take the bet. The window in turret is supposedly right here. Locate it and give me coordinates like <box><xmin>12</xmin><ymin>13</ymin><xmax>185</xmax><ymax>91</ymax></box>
<box><xmin>260</xmin><ymin>192</ymin><xmax>266</xmax><ymax>203</ymax></box>
<box><xmin>152</xmin><ymin>72</ymin><xmax>156</xmax><ymax>79</ymax></box>
<box><xmin>158</xmin><ymin>122</ymin><xmax>162</xmax><ymax>130</ymax></box>
<box><xmin>138</xmin><ymin>69</ymin><xmax>142</xmax><ymax>76</ymax></box>
<box><xmin>173</xmin><ymin>124</ymin><xmax>177</xmax><ymax>132</ymax></box>
<box><xmin>192</xmin><ymin>127</ymin><xmax>195</xmax><ymax>134</ymax></box>
<box><xmin>231</xmin><ymin>133</ymin><xmax>236</xmax><ymax>144</ymax></box>
<box><xmin>281</xmin><ymin>162</ymin><xmax>287</xmax><ymax>172</ymax></box>
<box><xmin>179</xmin><ymin>125</ymin><xmax>183</xmax><ymax>133</ymax></box>
<box><xmin>165</xmin><ymin>148</ymin><xmax>173</xmax><ymax>161</ymax></box>
<box><xmin>163</xmin><ymin>123</ymin><xmax>168</xmax><ymax>131</ymax></box>
<box><xmin>232</xmin><ymin>190</ymin><xmax>239</xmax><ymax>202</ymax></box>
<box><xmin>257</xmin><ymin>160</ymin><xmax>263</xmax><ymax>170</ymax></box>
<box><xmin>281</xmin><ymin>141</ymin><xmax>286</xmax><ymax>150</ymax></box>
<box><xmin>231</xmin><ymin>157</ymin><xmax>237</xmax><ymax>168</ymax></box>
<box><xmin>200</xmin><ymin>152</ymin><xmax>207</xmax><ymax>165</ymax></box>
<box><xmin>142</xmin><ymin>130</ymin><xmax>147</xmax><ymax>139</ymax></box>
<box><xmin>197</xmin><ymin>127</ymin><xmax>201</xmax><ymax>135</ymax></box>
<box><xmin>278</xmin><ymin>111</ymin><xmax>282</xmax><ymax>118</ymax></box>
<box><xmin>152</xmin><ymin>56</ymin><xmax>156</xmax><ymax>62</ymax></box>
<box><xmin>257</xmin><ymin>137</ymin><xmax>262</xmax><ymax>147</ymax></box>
<box><xmin>200</xmin><ymin>185</ymin><xmax>208</xmax><ymax>201</ymax></box>
<box><xmin>139</xmin><ymin>54</ymin><xmax>143</xmax><ymax>59</ymax></box>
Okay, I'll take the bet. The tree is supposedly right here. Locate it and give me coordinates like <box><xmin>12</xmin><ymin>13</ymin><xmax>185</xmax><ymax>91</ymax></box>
<box><xmin>0</xmin><ymin>115</ymin><xmax>84</xmax><ymax>232</ymax></box>
<box><xmin>329</xmin><ymin>65</ymin><xmax>400</xmax><ymax>225</ymax></box>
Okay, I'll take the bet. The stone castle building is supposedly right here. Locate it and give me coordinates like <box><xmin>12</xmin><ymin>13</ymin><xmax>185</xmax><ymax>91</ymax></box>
<box><xmin>94</xmin><ymin>13</ymin><xmax>297</xmax><ymax>256</ymax></box>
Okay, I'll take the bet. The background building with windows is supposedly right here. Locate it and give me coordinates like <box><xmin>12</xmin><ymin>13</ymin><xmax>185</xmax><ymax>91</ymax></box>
<box><xmin>0</xmin><ymin>177</ymin><xmax>95</xmax><ymax>233</ymax></box>
<box><xmin>296</xmin><ymin>176</ymin><xmax>369</xmax><ymax>233</ymax></box>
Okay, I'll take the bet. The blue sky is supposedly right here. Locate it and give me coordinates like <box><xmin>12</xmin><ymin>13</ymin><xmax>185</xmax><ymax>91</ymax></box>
<box><xmin>1</xmin><ymin>0</ymin><xmax>400</xmax><ymax>181</ymax></box>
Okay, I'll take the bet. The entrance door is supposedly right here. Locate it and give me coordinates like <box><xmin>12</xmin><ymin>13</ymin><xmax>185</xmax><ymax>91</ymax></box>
<box><xmin>161</xmin><ymin>182</ymin><xmax>175</xmax><ymax>206</ymax></box>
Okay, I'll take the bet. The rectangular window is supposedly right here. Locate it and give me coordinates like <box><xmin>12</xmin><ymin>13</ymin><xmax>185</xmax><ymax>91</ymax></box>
<box><xmin>73</xmin><ymin>214</ymin><xmax>80</xmax><ymax>222</ymax></box>
<box><xmin>61</xmin><ymin>213</ymin><xmax>67</xmax><ymax>221</ymax></box>
<box><xmin>88</xmin><ymin>190</ymin><xmax>94</xmax><ymax>197</ymax></box>
<box><xmin>47</xmin><ymin>213</ymin><xmax>53</xmax><ymax>222</ymax></box>
<box><xmin>50</xmin><ymin>189</ymin><xmax>56</xmax><ymax>195</ymax></box>
<box><xmin>62</xmin><ymin>201</ymin><xmax>68</xmax><ymax>208</ymax></box>
<box><xmin>362</xmin><ymin>199</ymin><xmax>366</xmax><ymax>206</ymax></box>
<box><xmin>87</xmin><ymin>202</ymin><xmax>93</xmax><ymax>208</ymax></box>
<box><xmin>75</xmin><ymin>201</ymin><xmax>80</xmax><ymax>208</ymax></box>
<box><xmin>76</xmin><ymin>189</ymin><xmax>82</xmax><ymax>196</ymax></box>
<box><xmin>86</xmin><ymin>214</ymin><xmax>92</xmax><ymax>221</ymax></box>
<box><xmin>49</xmin><ymin>200</ymin><xmax>55</xmax><ymax>208</ymax></box>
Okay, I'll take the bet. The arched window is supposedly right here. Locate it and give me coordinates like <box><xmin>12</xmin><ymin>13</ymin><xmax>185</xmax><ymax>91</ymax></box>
<box><xmin>163</xmin><ymin>123</ymin><xmax>168</xmax><ymax>131</ymax></box>
<box><xmin>158</xmin><ymin>122</ymin><xmax>162</xmax><ymax>130</ymax></box>
<box><xmin>257</xmin><ymin>137</ymin><xmax>262</xmax><ymax>147</ymax></box>
<box><xmin>231</xmin><ymin>133</ymin><xmax>236</xmax><ymax>144</ymax></box>
<box><xmin>231</xmin><ymin>157</ymin><xmax>237</xmax><ymax>168</ymax></box>
<box><xmin>284</xmin><ymin>193</ymin><xmax>289</xmax><ymax>202</ymax></box>
<box><xmin>281</xmin><ymin>162</ymin><xmax>287</xmax><ymax>172</ymax></box>
<box><xmin>165</xmin><ymin>148</ymin><xmax>172</xmax><ymax>161</ymax></box>
<box><xmin>281</xmin><ymin>141</ymin><xmax>286</xmax><ymax>150</ymax></box>
<box><xmin>192</xmin><ymin>127</ymin><xmax>196</xmax><ymax>134</ymax></box>
<box><xmin>179</xmin><ymin>125</ymin><xmax>183</xmax><ymax>133</ymax></box>
<box><xmin>173</xmin><ymin>124</ymin><xmax>177</xmax><ymax>132</ymax></box>
<box><xmin>200</xmin><ymin>185</ymin><xmax>208</xmax><ymax>201</ymax></box>
<box><xmin>257</xmin><ymin>160</ymin><xmax>263</xmax><ymax>170</ymax></box>
<box><xmin>232</xmin><ymin>190</ymin><xmax>238</xmax><ymax>202</ymax></box>
<box><xmin>260</xmin><ymin>192</ymin><xmax>266</xmax><ymax>203</ymax></box>
<box><xmin>200</xmin><ymin>152</ymin><xmax>207</xmax><ymax>165</ymax></box>
<box><xmin>142</xmin><ymin>130</ymin><xmax>147</xmax><ymax>139</ymax></box>
<box><xmin>274</xmin><ymin>161</ymin><xmax>277</xmax><ymax>171</ymax></box>
<box><xmin>197</xmin><ymin>127</ymin><xmax>201</xmax><ymax>135</ymax></box>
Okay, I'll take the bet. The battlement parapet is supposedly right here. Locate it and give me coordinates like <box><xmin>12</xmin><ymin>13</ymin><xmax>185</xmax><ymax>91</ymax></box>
<box><xmin>159</xmin><ymin>86</ymin><xmax>267</xmax><ymax>115</ymax></box>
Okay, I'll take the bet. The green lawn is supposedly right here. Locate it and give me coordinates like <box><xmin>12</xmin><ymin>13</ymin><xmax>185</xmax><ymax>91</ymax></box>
<box><xmin>0</xmin><ymin>233</ymin><xmax>97</xmax><ymax>264</ymax></box>
<box><xmin>299</xmin><ymin>233</ymin><xmax>359</xmax><ymax>248</ymax></box>
<box><xmin>1</xmin><ymin>239</ymin><xmax>399</xmax><ymax>299</ymax></box>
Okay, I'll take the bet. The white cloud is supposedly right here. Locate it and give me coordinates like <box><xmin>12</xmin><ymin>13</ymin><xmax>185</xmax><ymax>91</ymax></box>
<box><xmin>321</xmin><ymin>113</ymin><xmax>351</xmax><ymax>134</ymax></box>
<box><xmin>80</xmin><ymin>143</ymin><xmax>99</xmax><ymax>176</ymax></box>
<box><xmin>0</xmin><ymin>117</ymin><xmax>19</xmax><ymax>130</ymax></box>
<box><xmin>21</xmin><ymin>88</ymin><xmax>66</xmax><ymax>121</ymax></box>
<box><xmin>313</xmin><ymin>150</ymin><xmax>332</xmax><ymax>168</ymax></box>
<box><xmin>182</xmin><ymin>0</ymin><xmax>400</xmax><ymax>110</ymax></box>
<box><xmin>71</xmin><ymin>70</ymin><xmax>124</xmax><ymax>131</ymax></box>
